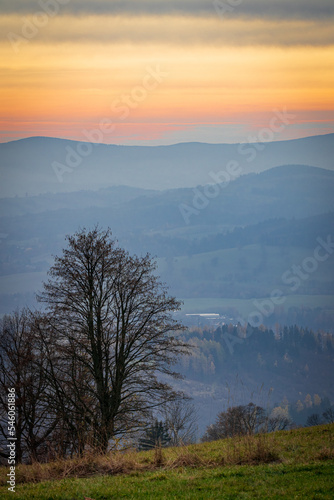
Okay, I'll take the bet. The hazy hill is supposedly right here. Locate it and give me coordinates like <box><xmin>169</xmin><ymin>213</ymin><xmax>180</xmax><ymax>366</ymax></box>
<box><xmin>0</xmin><ymin>133</ymin><xmax>333</xmax><ymax>197</ymax></box>
<box><xmin>0</xmin><ymin>163</ymin><xmax>333</xmax><ymax>327</ymax></box>
<box><xmin>1</xmin><ymin>164</ymin><xmax>333</xmax><ymax>236</ymax></box>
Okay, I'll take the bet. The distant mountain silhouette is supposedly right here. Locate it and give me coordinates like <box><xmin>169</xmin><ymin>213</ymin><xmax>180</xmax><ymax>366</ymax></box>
<box><xmin>1</xmin><ymin>164</ymin><xmax>333</xmax><ymax>231</ymax></box>
<box><xmin>1</xmin><ymin>133</ymin><xmax>333</xmax><ymax>197</ymax></box>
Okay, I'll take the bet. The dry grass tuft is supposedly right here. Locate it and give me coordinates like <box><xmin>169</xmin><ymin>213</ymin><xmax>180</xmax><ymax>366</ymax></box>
<box><xmin>316</xmin><ymin>447</ymin><xmax>334</xmax><ymax>461</ymax></box>
<box><xmin>168</xmin><ymin>449</ymin><xmax>206</xmax><ymax>469</ymax></box>
<box><xmin>1</xmin><ymin>451</ymin><xmax>145</xmax><ymax>486</ymax></box>
<box><xmin>221</xmin><ymin>434</ymin><xmax>281</xmax><ymax>466</ymax></box>
<box><xmin>153</xmin><ymin>446</ymin><xmax>165</xmax><ymax>467</ymax></box>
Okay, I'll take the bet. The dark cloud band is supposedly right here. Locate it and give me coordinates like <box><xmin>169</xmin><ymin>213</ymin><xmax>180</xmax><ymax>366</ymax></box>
<box><xmin>2</xmin><ymin>0</ymin><xmax>334</xmax><ymax>20</ymax></box>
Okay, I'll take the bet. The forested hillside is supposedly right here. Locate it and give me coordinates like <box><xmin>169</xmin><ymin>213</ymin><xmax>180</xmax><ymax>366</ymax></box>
<box><xmin>174</xmin><ymin>324</ymin><xmax>334</xmax><ymax>432</ymax></box>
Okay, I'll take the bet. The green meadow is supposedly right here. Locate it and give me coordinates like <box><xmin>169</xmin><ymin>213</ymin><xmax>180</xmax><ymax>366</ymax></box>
<box><xmin>1</xmin><ymin>424</ymin><xmax>333</xmax><ymax>499</ymax></box>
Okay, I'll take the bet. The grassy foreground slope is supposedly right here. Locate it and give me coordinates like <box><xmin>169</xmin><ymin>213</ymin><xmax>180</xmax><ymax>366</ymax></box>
<box><xmin>0</xmin><ymin>424</ymin><xmax>333</xmax><ymax>499</ymax></box>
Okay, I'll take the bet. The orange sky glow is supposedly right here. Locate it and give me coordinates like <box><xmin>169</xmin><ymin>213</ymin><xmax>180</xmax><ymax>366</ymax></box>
<box><xmin>1</xmin><ymin>5</ymin><xmax>334</xmax><ymax>144</ymax></box>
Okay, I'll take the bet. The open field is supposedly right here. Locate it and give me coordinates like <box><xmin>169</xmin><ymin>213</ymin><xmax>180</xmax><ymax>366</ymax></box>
<box><xmin>0</xmin><ymin>424</ymin><xmax>333</xmax><ymax>499</ymax></box>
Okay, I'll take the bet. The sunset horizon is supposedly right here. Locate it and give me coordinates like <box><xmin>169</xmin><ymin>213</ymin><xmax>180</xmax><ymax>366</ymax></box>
<box><xmin>1</xmin><ymin>129</ymin><xmax>333</xmax><ymax>148</ymax></box>
<box><xmin>1</xmin><ymin>1</ymin><xmax>333</xmax><ymax>145</ymax></box>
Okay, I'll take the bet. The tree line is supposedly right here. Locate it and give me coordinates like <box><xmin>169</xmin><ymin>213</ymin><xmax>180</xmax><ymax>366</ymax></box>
<box><xmin>177</xmin><ymin>323</ymin><xmax>334</xmax><ymax>384</ymax></box>
<box><xmin>201</xmin><ymin>401</ymin><xmax>334</xmax><ymax>443</ymax></box>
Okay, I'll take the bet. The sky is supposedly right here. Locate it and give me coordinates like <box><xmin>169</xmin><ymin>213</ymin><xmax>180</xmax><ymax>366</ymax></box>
<box><xmin>0</xmin><ymin>0</ymin><xmax>334</xmax><ymax>145</ymax></box>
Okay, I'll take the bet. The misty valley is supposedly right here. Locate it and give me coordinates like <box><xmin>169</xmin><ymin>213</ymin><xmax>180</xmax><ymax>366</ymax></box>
<box><xmin>0</xmin><ymin>135</ymin><xmax>333</xmax><ymax>436</ymax></box>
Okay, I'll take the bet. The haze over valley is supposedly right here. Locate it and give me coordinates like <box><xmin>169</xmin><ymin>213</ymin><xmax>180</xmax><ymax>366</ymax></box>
<box><xmin>1</xmin><ymin>134</ymin><xmax>333</xmax><ymax>327</ymax></box>
<box><xmin>1</xmin><ymin>1</ymin><xmax>334</xmax><ymax>471</ymax></box>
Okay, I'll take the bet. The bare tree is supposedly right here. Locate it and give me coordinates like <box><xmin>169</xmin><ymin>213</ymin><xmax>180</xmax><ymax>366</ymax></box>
<box><xmin>0</xmin><ymin>310</ymin><xmax>58</xmax><ymax>463</ymax></box>
<box><xmin>33</xmin><ymin>313</ymin><xmax>95</xmax><ymax>458</ymax></box>
<box><xmin>306</xmin><ymin>413</ymin><xmax>322</xmax><ymax>427</ymax></box>
<box><xmin>202</xmin><ymin>403</ymin><xmax>266</xmax><ymax>442</ymax></box>
<box><xmin>267</xmin><ymin>416</ymin><xmax>292</xmax><ymax>432</ymax></box>
<box><xmin>239</xmin><ymin>403</ymin><xmax>266</xmax><ymax>435</ymax></box>
<box><xmin>160</xmin><ymin>400</ymin><xmax>198</xmax><ymax>446</ymax></box>
<box><xmin>323</xmin><ymin>408</ymin><xmax>334</xmax><ymax>424</ymax></box>
<box><xmin>37</xmin><ymin>227</ymin><xmax>188</xmax><ymax>452</ymax></box>
<box><xmin>266</xmin><ymin>405</ymin><xmax>292</xmax><ymax>432</ymax></box>
<box><xmin>202</xmin><ymin>406</ymin><xmax>243</xmax><ymax>442</ymax></box>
